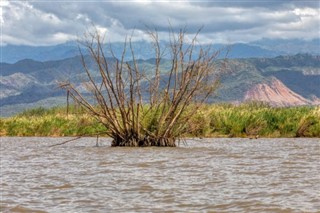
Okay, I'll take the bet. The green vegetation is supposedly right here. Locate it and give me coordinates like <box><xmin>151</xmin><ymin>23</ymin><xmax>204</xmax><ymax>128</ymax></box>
<box><xmin>196</xmin><ymin>102</ymin><xmax>320</xmax><ymax>138</ymax></box>
<box><xmin>0</xmin><ymin>106</ymin><xmax>105</xmax><ymax>137</ymax></box>
<box><xmin>1</xmin><ymin>103</ymin><xmax>319</xmax><ymax>138</ymax></box>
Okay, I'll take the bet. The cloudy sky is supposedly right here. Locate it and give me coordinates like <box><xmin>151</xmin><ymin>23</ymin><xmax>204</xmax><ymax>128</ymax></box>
<box><xmin>1</xmin><ymin>0</ymin><xmax>319</xmax><ymax>46</ymax></box>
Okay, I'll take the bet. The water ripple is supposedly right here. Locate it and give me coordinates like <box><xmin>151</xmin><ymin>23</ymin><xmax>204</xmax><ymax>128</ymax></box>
<box><xmin>1</xmin><ymin>137</ymin><xmax>319</xmax><ymax>212</ymax></box>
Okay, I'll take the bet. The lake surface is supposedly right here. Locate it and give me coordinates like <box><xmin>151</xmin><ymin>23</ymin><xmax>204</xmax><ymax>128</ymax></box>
<box><xmin>1</xmin><ymin>137</ymin><xmax>319</xmax><ymax>212</ymax></box>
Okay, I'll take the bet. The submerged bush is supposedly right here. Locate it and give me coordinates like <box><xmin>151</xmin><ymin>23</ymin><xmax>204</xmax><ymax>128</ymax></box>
<box><xmin>59</xmin><ymin>27</ymin><xmax>223</xmax><ymax>147</ymax></box>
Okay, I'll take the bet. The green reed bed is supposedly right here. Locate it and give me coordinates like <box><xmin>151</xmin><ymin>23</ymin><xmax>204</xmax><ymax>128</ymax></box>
<box><xmin>0</xmin><ymin>106</ymin><xmax>105</xmax><ymax>137</ymax></box>
<box><xmin>1</xmin><ymin>103</ymin><xmax>319</xmax><ymax>138</ymax></box>
<box><xmin>188</xmin><ymin>103</ymin><xmax>320</xmax><ymax>138</ymax></box>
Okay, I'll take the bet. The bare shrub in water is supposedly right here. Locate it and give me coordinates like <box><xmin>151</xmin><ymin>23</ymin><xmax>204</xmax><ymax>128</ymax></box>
<box><xmin>60</xmin><ymin>27</ymin><xmax>223</xmax><ymax>146</ymax></box>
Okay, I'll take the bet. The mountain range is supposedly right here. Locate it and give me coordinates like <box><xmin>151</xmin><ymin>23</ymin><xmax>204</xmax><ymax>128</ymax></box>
<box><xmin>1</xmin><ymin>53</ymin><xmax>319</xmax><ymax>117</ymax></box>
<box><xmin>1</xmin><ymin>38</ymin><xmax>319</xmax><ymax>64</ymax></box>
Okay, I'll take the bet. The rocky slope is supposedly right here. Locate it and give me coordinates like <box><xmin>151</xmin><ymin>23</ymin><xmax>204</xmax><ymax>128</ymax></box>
<box><xmin>0</xmin><ymin>73</ymin><xmax>39</xmax><ymax>99</ymax></box>
<box><xmin>244</xmin><ymin>78</ymin><xmax>314</xmax><ymax>106</ymax></box>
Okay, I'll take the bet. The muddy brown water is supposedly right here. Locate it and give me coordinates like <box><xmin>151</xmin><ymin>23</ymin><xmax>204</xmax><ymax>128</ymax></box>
<box><xmin>1</xmin><ymin>137</ymin><xmax>319</xmax><ymax>212</ymax></box>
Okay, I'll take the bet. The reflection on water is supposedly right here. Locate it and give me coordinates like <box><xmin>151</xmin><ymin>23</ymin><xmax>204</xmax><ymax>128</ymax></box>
<box><xmin>1</xmin><ymin>137</ymin><xmax>319</xmax><ymax>212</ymax></box>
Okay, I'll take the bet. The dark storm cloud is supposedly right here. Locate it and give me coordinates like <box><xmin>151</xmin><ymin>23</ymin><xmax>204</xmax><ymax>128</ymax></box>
<box><xmin>2</xmin><ymin>0</ymin><xmax>319</xmax><ymax>45</ymax></box>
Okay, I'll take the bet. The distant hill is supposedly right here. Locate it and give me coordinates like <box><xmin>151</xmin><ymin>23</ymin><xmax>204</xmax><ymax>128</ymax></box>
<box><xmin>1</xmin><ymin>42</ymin><xmax>80</xmax><ymax>64</ymax></box>
<box><xmin>4</xmin><ymin>38</ymin><xmax>319</xmax><ymax>63</ymax></box>
<box><xmin>214</xmin><ymin>54</ymin><xmax>320</xmax><ymax>104</ymax></box>
<box><xmin>0</xmin><ymin>54</ymin><xmax>319</xmax><ymax>116</ymax></box>
<box><xmin>251</xmin><ymin>38</ymin><xmax>320</xmax><ymax>55</ymax></box>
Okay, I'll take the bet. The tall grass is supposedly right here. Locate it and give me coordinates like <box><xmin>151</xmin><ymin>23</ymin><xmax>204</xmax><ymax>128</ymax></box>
<box><xmin>188</xmin><ymin>102</ymin><xmax>320</xmax><ymax>138</ymax></box>
<box><xmin>0</xmin><ymin>106</ymin><xmax>105</xmax><ymax>137</ymax></box>
<box><xmin>1</xmin><ymin>103</ymin><xmax>319</xmax><ymax>138</ymax></box>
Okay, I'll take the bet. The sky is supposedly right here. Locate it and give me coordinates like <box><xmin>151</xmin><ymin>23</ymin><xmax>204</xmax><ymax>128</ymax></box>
<box><xmin>1</xmin><ymin>0</ymin><xmax>319</xmax><ymax>46</ymax></box>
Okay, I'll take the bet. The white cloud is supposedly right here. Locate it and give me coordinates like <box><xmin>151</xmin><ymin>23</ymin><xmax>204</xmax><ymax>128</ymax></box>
<box><xmin>2</xmin><ymin>1</ymin><xmax>319</xmax><ymax>45</ymax></box>
<box><xmin>0</xmin><ymin>0</ymin><xmax>9</xmax><ymax>24</ymax></box>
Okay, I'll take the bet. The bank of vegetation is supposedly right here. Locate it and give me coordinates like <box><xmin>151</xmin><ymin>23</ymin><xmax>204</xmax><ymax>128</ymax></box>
<box><xmin>1</xmin><ymin>103</ymin><xmax>319</xmax><ymax>138</ymax></box>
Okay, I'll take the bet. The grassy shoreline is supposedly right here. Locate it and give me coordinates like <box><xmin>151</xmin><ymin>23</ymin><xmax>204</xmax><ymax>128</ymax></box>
<box><xmin>1</xmin><ymin>103</ymin><xmax>319</xmax><ymax>138</ymax></box>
